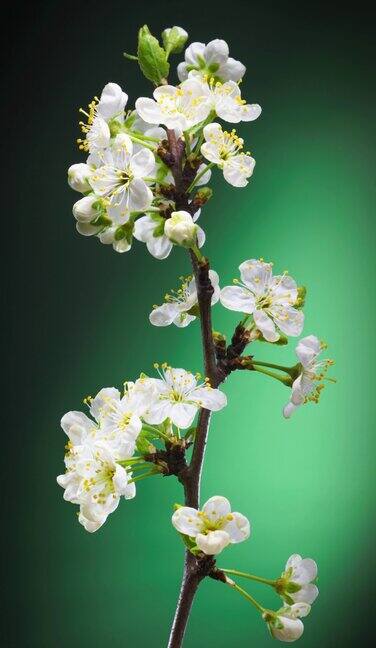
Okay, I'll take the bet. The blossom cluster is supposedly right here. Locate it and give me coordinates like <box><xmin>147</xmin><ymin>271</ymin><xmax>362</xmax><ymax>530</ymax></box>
<box><xmin>57</xmin><ymin>367</ymin><xmax>226</xmax><ymax>531</ymax></box>
<box><xmin>67</xmin><ymin>36</ymin><xmax>261</xmax><ymax>258</ymax></box>
<box><xmin>171</xmin><ymin>495</ymin><xmax>319</xmax><ymax>642</ymax></box>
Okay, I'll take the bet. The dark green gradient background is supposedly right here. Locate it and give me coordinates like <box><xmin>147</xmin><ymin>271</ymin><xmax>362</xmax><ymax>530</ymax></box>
<box><xmin>6</xmin><ymin>1</ymin><xmax>375</xmax><ymax>646</ymax></box>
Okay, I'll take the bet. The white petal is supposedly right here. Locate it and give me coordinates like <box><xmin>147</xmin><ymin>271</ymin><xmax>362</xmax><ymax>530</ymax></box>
<box><xmin>189</xmin><ymin>386</ymin><xmax>227</xmax><ymax>412</ymax></box>
<box><xmin>90</xmin><ymin>387</ymin><xmax>120</xmax><ymax>420</ymax></box>
<box><xmin>286</xmin><ymin>554</ymin><xmax>303</xmax><ymax>570</ymax></box>
<box><xmin>61</xmin><ymin>411</ymin><xmax>95</xmax><ymax>444</ymax></box>
<box><xmin>177</xmin><ymin>62</ymin><xmax>189</xmax><ymax>82</ymax></box>
<box><xmin>239</xmin><ymin>103</ymin><xmax>262</xmax><ymax>122</ymax></box>
<box><xmin>128</xmin><ymin>178</ymin><xmax>153</xmax><ymax>211</ymax></box>
<box><xmin>196</xmin><ymin>530</ymin><xmax>230</xmax><ymax>555</ymax></box>
<box><xmin>220</xmin><ymin>285</ymin><xmax>255</xmax><ymax>314</ymax></box>
<box><xmin>172</xmin><ymin>507</ymin><xmax>202</xmax><ymax>536</ymax></box>
<box><xmin>218</xmin><ymin>57</ymin><xmax>246</xmax><ymax>82</ymax></box>
<box><xmin>223</xmin><ymin>512</ymin><xmax>250</xmax><ymax>543</ymax></box>
<box><xmin>293</xmin><ymin>584</ymin><xmax>319</xmax><ymax>605</ymax></box>
<box><xmin>295</xmin><ymin>336</ymin><xmax>321</xmax><ymax>366</ymax></box>
<box><xmin>113</xmin><ymin>238</ymin><xmax>131</xmax><ymax>253</ymax></box>
<box><xmin>184</xmin><ymin>42</ymin><xmax>206</xmax><ymax>66</ymax></box>
<box><xmin>239</xmin><ymin>259</ymin><xmax>273</xmax><ymax>294</ymax></box>
<box><xmin>201</xmin><ymin>141</ymin><xmax>223</xmax><ymax>164</ymax></box>
<box><xmin>271</xmin><ymin>617</ymin><xmax>304</xmax><ymax>642</ymax></box>
<box><xmin>283</xmin><ymin>401</ymin><xmax>299</xmax><ymax>419</ymax></box>
<box><xmin>135</xmin><ymin>97</ymin><xmax>164</xmax><ymax>125</ymax></box>
<box><xmin>202</xmin><ymin>496</ymin><xmax>231</xmax><ymax>520</ymax></box>
<box><xmin>97</xmin><ymin>82</ymin><xmax>128</xmax><ymax>121</ymax></box>
<box><xmin>147</xmin><ymin>234</ymin><xmax>173</xmax><ymax>260</ymax></box>
<box><xmin>130</xmin><ymin>148</ymin><xmax>155</xmax><ymax>178</ymax></box>
<box><xmin>76</xmin><ymin>222</ymin><xmax>100</xmax><ymax>237</ymax></box>
<box><xmin>169</xmin><ymin>402</ymin><xmax>197</xmax><ymax>428</ymax></box>
<box><xmin>149</xmin><ymin>303</ymin><xmax>180</xmax><ymax>326</ymax></box>
<box><xmin>293</xmin><ymin>558</ymin><xmax>318</xmax><ymax>584</ymax></box>
<box><xmin>204</xmin><ymin>39</ymin><xmax>229</xmax><ymax>66</ymax></box>
<box><xmin>223</xmin><ymin>155</ymin><xmax>255</xmax><ymax>187</ymax></box>
<box><xmin>253</xmin><ymin>309</ymin><xmax>279</xmax><ymax>342</ymax></box>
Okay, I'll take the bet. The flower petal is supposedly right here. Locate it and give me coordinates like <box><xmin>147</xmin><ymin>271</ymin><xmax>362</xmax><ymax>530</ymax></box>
<box><xmin>196</xmin><ymin>530</ymin><xmax>230</xmax><ymax>555</ymax></box>
<box><xmin>202</xmin><ymin>496</ymin><xmax>231</xmax><ymax>520</ymax></box>
<box><xmin>172</xmin><ymin>507</ymin><xmax>202</xmax><ymax>536</ymax></box>
<box><xmin>223</xmin><ymin>512</ymin><xmax>250</xmax><ymax>543</ymax></box>
<box><xmin>220</xmin><ymin>285</ymin><xmax>255</xmax><ymax>313</ymax></box>
<box><xmin>253</xmin><ymin>309</ymin><xmax>279</xmax><ymax>342</ymax></box>
<box><xmin>189</xmin><ymin>386</ymin><xmax>227</xmax><ymax>412</ymax></box>
<box><xmin>149</xmin><ymin>303</ymin><xmax>180</xmax><ymax>327</ymax></box>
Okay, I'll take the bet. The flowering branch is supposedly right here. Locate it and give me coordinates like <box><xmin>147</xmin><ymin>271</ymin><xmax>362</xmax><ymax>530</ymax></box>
<box><xmin>59</xmin><ymin>24</ymin><xmax>335</xmax><ymax>648</ymax></box>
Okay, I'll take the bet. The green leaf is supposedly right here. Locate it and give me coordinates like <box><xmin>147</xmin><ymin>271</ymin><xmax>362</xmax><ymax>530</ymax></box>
<box><xmin>137</xmin><ymin>25</ymin><xmax>169</xmax><ymax>85</ymax></box>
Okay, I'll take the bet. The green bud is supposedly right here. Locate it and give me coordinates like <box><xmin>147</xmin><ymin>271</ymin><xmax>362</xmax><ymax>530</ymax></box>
<box><xmin>212</xmin><ymin>330</ymin><xmax>227</xmax><ymax>344</ymax></box>
<box><xmin>194</xmin><ymin>186</ymin><xmax>213</xmax><ymax>205</ymax></box>
<box><xmin>137</xmin><ymin>25</ymin><xmax>169</xmax><ymax>85</ymax></box>
<box><xmin>162</xmin><ymin>26</ymin><xmax>188</xmax><ymax>55</ymax></box>
<box><xmin>295</xmin><ymin>285</ymin><xmax>307</xmax><ymax>309</ymax></box>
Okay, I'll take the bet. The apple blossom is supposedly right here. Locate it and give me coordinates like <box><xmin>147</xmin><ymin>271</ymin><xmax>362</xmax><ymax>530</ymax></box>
<box><xmin>283</xmin><ymin>336</ymin><xmax>334</xmax><ymax>418</ymax></box>
<box><xmin>220</xmin><ymin>259</ymin><xmax>304</xmax><ymax>342</ymax></box>
<box><xmin>263</xmin><ymin>603</ymin><xmax>311</xmax><ymax>643</ymax></box>
<box><xmin>276</xmin><ymin>554</ymin><xmax>319</xmax><ymax>605</ymax></box>
<box><xmin>172</xmin><ymin>496</ymin><xmax>250</xmax><ymax>555</ymax></box>
<box><xmin>149</xmin><ymin>270</ymin><xmax>220</xmax><ymax>327</ymax></box>
<box><xmin>58</xmin><ymin>440</ymin><xmax>135</xmax><ymax>532</ymax></box>
<box><xmin>135</xmin><ymin>77</ymin><xmax>211</xmax><ymax>132</ymax></box>
<box><xmin>142</xmin><ymin>365</ymin><xmax>227</xmax><ymax>428</ymax></box>
<box><xmin>192</xmin><ymin>74</ymin><xmax>262</xmax><ymax>124</ymax></box>
<box><xmin>201</xmin><ymin>123</ymin><xmax>255</xmax><ymax>187</ymax></box>
<box><xmin>89</xmin><ymin>134</ymin><xmax>155</xmax><ymax>219</ymax></box>
<box><xmin>77</xmin><ymin>82</ymin><xmax>128</xmax><ymax>153</ymax></box>
<box><xmin>177</xmin><ymin>39</ymin><xmax>246</xmax><ymax>83</ymax></box>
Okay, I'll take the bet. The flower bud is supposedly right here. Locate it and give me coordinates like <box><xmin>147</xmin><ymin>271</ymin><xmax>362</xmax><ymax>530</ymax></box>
<box><xmin>68</xmin><ymin>163</ymin><xmax>92</xmax><ymax>193</ymax></box>
<box><xmin>165</xmin><ymin>210</ymin><xmax>198</xmax><ymax>247</ymax></box>
<box><xmin>72</xmin><ymin>195</ymin><xmax>99</xmax><ymax>222</ymax></box>
<box><xmin>162</xmin><ymin>26</ymin><xmax>188</xmax><ymax>55</ymax></box>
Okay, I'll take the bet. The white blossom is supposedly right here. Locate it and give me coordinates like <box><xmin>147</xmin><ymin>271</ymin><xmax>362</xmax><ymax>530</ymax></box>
<box><xmin>283</xmin><ymin>336</ymin><xmax>333</xmax><ymax>418</ymax></box>
<box><xmin>220</xmin><ymin>259</ymin><xmax>304</xmax><ymax>342</ymax></box>
<box><xmin>264</xmin><ymin>603</ymin><xmax>311</xmax><ymax>643</ymax></box>
<box><xmin>77</xmin><ymin>82</ymin><xmax>128</xmax><ymax>153</ymax></box>
<box><xmin>172</xmin><ymin>496</ymin><xmax>250</xmax><ymax>555</ymax></box>
<box><xmin>164</xmin><ymin>210</ymin><xmax>198</xmax><ymax>247</ymax></box>
<box><xmin>88</xmin><ymin>383</ymin><xmax>153</xmax><ymax>448</ymax></box>
<box><xmin>177</xmin><ymin>39</ymin><xmax>246</xmax><ymax>83</ymax></box>
<box><xmin>56</xmin><ymin>379</ymin><xmax>158</xmax><ymax>532</ymax></box>
<box><xmin>150</xmin><ymin>270</ymin><xmax>220</xmax><ymax>328</ymax></box>
<box><xmin>68</xmin><ymin>163</ymin><xmax>93</xmax><ymax>193</ymax></box>
<box><xmin>134</xmin><ymin>209</ymin><xmax>205</xmax><ymax>260</ymax></box>
<box><xmin>201</xmin><ymin>123</ymin><xmax>255</xmax><ymax>187</ymax></box>
<box><xmin>277</xmin><ymin>554</ymin><xmax>319</xmax><ymax>605</ymax></box>
<box><xmin>142</xmin><ymin>365</ymin><xmax>227</xmax><ymax>428</ymax></box>
<box><xmin>135</xmin><ymin>78</ymin><xmax>211</xmax><ymax>132</ymax></box>
<box><xmin>189</xmin><ymin>73</ymin><xmax>261</xmax><ymax>124</ymax></box>
<box><xmin>89</xmin><ymin>134</ymin><xmax>155</xmax><ymax>220</ymax></box>
<box><xmin>72</xmin><ymin>195</ymin><xmax>100</xmax><ymax>223</ymax></box>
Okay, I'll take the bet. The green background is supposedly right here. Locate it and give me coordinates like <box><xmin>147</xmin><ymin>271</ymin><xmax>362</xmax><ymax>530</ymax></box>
<box><xmin>7</xmin><ymin>1</ymin><xmax>375</xmax><ymax>646</ymax></box>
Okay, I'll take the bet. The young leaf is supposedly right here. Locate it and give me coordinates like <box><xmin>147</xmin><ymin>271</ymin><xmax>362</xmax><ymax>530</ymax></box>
<box><xmin>137</xmin><ymin>25</ymin><xmax>169</xmax><ymax>85</ymax></box>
